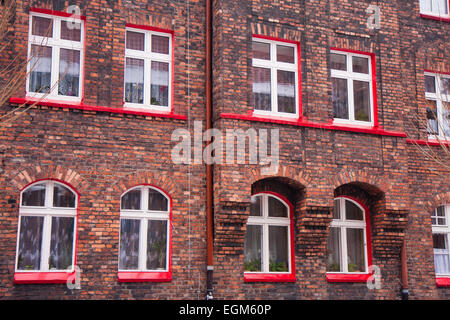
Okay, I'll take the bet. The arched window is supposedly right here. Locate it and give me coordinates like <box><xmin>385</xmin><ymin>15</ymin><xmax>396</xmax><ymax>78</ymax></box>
<box><xmin>244</xmin><ymin>192</ymin><xmax>295</xmax><ymax>282</ymax></box>
<box><xmin>326</xmin><ymin>197</ymin><xmax>372</xmax><ymax>280</ymax></box>
<box><xmin>118</xmin><ymin>185</ymin><xmax>171</xmax><ymax>281</ymax></box>
<box><xmin>432</xmin><ymin>205</ymin><xmax>450</xmax><ymax>281</ymax></box>
<box><xmin>16</xmin><ymin>180</ymin><xmax>77</xmax><ymax>274</ymax></box>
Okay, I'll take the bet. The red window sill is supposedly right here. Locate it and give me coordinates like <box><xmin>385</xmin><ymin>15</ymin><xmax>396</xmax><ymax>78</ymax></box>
<box><xmin>9</xmin><ymin>97</ymin><xmax>187</xmax><ymax>120</ymax></box>
<box><xmin>436</xmin><ymin>277</ymin><xmax>450</xmax><ymax>287</ymax></box>
<box><xmin>220</xmin><ymin>112</ymin><xmax>406</xmax><ymax>138</ymax></box>
<box><xmin>118</xmin><ymin>271</ymin><xmax>172</xmax><ymax>283</ymax></box>
<box><xmin>406</xmin><ymin>138</ymin><xmax>450</xmax><ymax>147</ymax></box>
<box><xmin>244</xmin><ymin>272</ymin><xmax>296</xmax><ymax>283</ymax></box>
<box><xmin>420</xmin><ymin>13</ymin><xmax>450</xmax><ymax>23</ymax></box>
<box><xmin>326</xmin><ymin>273</ymin><xmax>371</xmax><ymax>283</ymax></box>
<box><xmin>14</xmin><ymin>272</ymin><xmax>74</xmax><ymax>284</ymax></box>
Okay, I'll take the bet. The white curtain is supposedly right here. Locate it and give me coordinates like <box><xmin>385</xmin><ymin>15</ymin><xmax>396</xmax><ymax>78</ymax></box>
<box><xmin>434</xmin><ymin>251</ymin><xmax>450</xmax><ymax>275</ymax></box>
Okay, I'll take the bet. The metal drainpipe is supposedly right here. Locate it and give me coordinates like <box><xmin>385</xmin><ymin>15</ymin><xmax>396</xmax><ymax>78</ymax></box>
<box><xmin>401</xmin><ymin>238</ymin><xmax>409</xmax><ymax>300</ymax></box>
<box><xmin>205</xmin><ymin>0</ymin><xmax>214</xmax><ymax>300</ymax></box>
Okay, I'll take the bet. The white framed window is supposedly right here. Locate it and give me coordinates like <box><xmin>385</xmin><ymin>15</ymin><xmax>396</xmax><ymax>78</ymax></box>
<box><xmin>420</xmin><ymin>0</ymin><xmax>449</xmax><ymax>17</ymax></box>
<box><xmin>244</xmin><ymin>193</ymin><xmax>292</xmax><ymax>274</ymax></box>
<box><xmin>252</xmin><ymin>37</ymin><xmax>299</xmax><ymax>117</ymax></box>
<box><xmin>27</xmin><ymin>12</ymin><xmax>84</xmax><ymax>102</ymax></box>
<box><xmin>119</xmin><ymin>186</ymin><xmax>170</xmax><ymax>272</ymax></box>
<box><xmin>15</xmin><ymin>180</ymin><xmax>77</xmax><ymax>272</ymax></box>
<box><xmin>330</xmin><ymin>50</ymin><xmax>374</xmax><ymax>126</ymax></box>
<box><xmin>124</xmin><ymin>27</ymin><xmax>172</xmax><ymax>111</ymax></box>
<box><xmin>326</xmin><ymin>197</ymin><xmax>370</xmax><ymax>274</ymax></box>
<box><xmin>424</xmin><ymin>72</ymin><xmax>450</xmax><ymax>139</ymax></box>
<box><xmin>432</xmin><ymin>205</ymin><xmax>450</xmax><ymax>277</ymax></box>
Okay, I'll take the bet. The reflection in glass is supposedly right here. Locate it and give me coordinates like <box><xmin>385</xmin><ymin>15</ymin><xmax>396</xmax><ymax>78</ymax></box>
<box><xmin>253</xmin><ymin>67</ymin><xmax>271</xmax><ymax>111</ymax></box>
<box><xmin>32</xmin><ymin>16</ymin><xmax>52</xmax><ymax>37</ymax></box>
<box><xmin>326</xmin><ymin>227</ymin><xmax>341</xmax><ymax>272</ymax></box>
<box><xmin>119</xmin><ymin>219</ymin><xmax>140</xmax><ymax>270</ymax></box>
<box><xmin>427</xmin><ymin>101</ymin><xmax>439</xmax><ymax>135</ymax></box>
<box><xmin>146</xmin><ymin>220</ymin><xmax>167</xmax><ymax>270</ymax></box>
<box><xmin>244</xmin><ymin>225</ymin><xmax>262</xmax><ymax>272</ymax></box>
<box><xmin>148</xmin><ymin>189</ymin><xmax>168</xmax><ymax>211</ymax></box>
<box><xmin>17</xmin><ymin>216</ymin><xmax>44</xmax><ymax>270</ymax></box>
<box><xmin>250</xmin><ymin>196</ymin><xmax>262</xmax><ymax>217</ymax></box>
<box><xmin>345</xmin><ymin>200</ymin><xmax>363</xmax><ymax>220</ymax></box>
<box><xmin>60</xmin><ymin>20</ymin><xmax>81</xmax><ymax>41</ymax></box>
<box><xmin>277</xmin><ymin>70</ymin><xmax>296</xmax><ymax>114</ymax></box>
<box><xmin>151</xmin><ymin>61</ymin><xmax>169</xmax><ymax>106</ymax></box>
<box><xmin>268</xmin><ymin>196</ymin><xmax>287</xmax><ymax>217</ymax></box>
<box><xmin>269</xmin><ymin>226</ymin><xmax>289</xmax><ymax>272</ymax></box>
<box><xmin>277</xmin><ymin>45</ymin><xmax>294</xmax><ymax>63</ymax></box>
<box><xmin>22</xmin><ymin>183</ymin><xmax>46</xmax><ymax>207</ymax></box>
<box><xmin>425</xmin><ymin>75</ymin><xmax>436</xmax><ymax>93</ymax></box>
<box><xmin>353</xmin><ymin>80</ymin><xmax>371</xmax><ymax>122</ymax></box>
<box><xmin>124</xmin><ymin>58</ymin><xmax>144</xmax><ymax>104</ymax></box>
<box><xmin>332</xmin><ymin>77</ymin><xmax>348</xmax><ymax>119</ymax></box>
<box><xmin>53</xmin><ymin>183</ymin><xmax>76</xmax><ymax>208</ymax></box>
<box><xmin>121</xmin><ymin>189</ymin><xmax>141</xmax><ymax>210</ymax></box>
<box><xmin>252</xmin><ymin>41</ymin><xmax>270</xmax><ymax>60</ymax></box>
<box><xmin>49</xmin><ymin>217</ymin><xmax>74</xmax><ymax>270</ymax></box>
<box><xmin>346</xmin><ymin>228</ymin><xmax>366</xmax><ymax>272</ymax></box>
<box><xmin>29</xmin><ymin>45</ymin><xmax>52</xmax><ymax>94</ymax></box>
<box><xmin>330</xmin><ymin>53</ymin><xmax>346</xmax><ymax>71</ymax></box>
<box><xmin>352</xmin><ymin>56</ymin><xmax>369</xmax><ymax>74</ymax></box>
<box><xmin>59</xmin><ymin>48</ymin><xmax>80</xmax><ymax>97</ymax></box>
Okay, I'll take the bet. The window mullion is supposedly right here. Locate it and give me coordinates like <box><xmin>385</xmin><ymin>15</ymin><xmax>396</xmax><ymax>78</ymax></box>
<box><xmin>348</xmin><ymin>78</ymin><xmax>355</xmax><ymax>121</ymax></box>
<box><xmin>41</xmin><ymin>215</ymin><xmax>52</xmax><ymax>271</ymax></box>
<box><xmin>144</xmin><ymin>58</ymin><xmax>151</xmax><ymax>106</ymax></box>
<box><xmin>51</xmin><ymin>46</ymin><xmax>60</xmax><ymax>97</ymax></box>
<box><xmin>263</xmin><ymin>223</ymin><xmax>269</xmax><ymax>273</ymax></box>
<box><xmin>139</xmin><ymin>218</ymin><xmax>148</xmax><ymax>271</ymax></box>
<box><xmin>341</xmin><ymin>226</ymin><xmax>348</xmax><ymax>273</ymax></box>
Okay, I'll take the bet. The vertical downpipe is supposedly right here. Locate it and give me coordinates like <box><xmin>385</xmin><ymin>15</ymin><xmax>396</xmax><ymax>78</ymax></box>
<box><xmin>401</xmin><ymin>238</ymin><xmax>409</xmax><ymax>300</ymax></box>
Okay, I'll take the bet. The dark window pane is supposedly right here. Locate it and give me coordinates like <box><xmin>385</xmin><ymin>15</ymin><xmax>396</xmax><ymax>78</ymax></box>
<box><xmin>150</xmin><ymin>61</ymin><xmax>169</xmax><ymax>107</ymax></box>
<box><xmin>326</xmin><ymin>227</ymin><xmax>341</xmax><ymax>272</ymax></box>
<box><xmin>250</xmin><ymin>195</ymin><xmax>262</xmax><ymax>217</ymax></box>
<box><xmin>277</xmin><ymin>45</ymin><xmax>294</xmax><ymax>63</ymax></box>
<box><xmin>32</xmin><ymin>16</ymin><xmax>52</xmax><ymax>37</ymax></box>
<box><xmin>345</xmin><ymin>200</ymin><xmax>364</xmax><ymax>220</ymax></box>
<box><xmin>441</xmin><ymin>77</ymin><xmax>450</xmax><ymax>96</ymax></box>
<box><xmin>277</xmin><ymin>70</ymin><xmax>296</xmax><ymax>114</ymax></box>
<box><xmin>330</xmin><ymin>53</ymin><xmax>346</xmax><ymax>71</ymax></box>
<box><xmin>253</xmin><ymin>67</ymin><xmax>271</xmax><ymax>111</ymax></box>
<box><xmin>244</xmin><ymin>225</ymin><xmax>262</xmax><ymax>272</ymax></box>
<box><xmin>126</xmin><ymin>31</ymin><xmax>145</xmax><ymax>51</ymax></box>
<box><xmin>425</xmin><ymin>75</ymin><xmax>436</xmax><ymax>93</ymax></box>
<box><xmin>22</xmin><ymin>183</ymin><xmax>46</xmax><ymax>206</ymax></box>
<box><xmin>119</xmin><ymin>219</ymin><xmax>140</xmax><ymax>270</ymax></box>
<box><xmin>269</xmin><ymin>226</ymin><xmax>289</xmax><ymax>272</ymax></box>
<box><xmin>353</xmin><ymin>80</ymin><xmax>371</xmax><ymax>122</ymax></box>
<box><xmin>433</xmin><ymin>234</ymin><xmax>447</xmax><ymax>250</ymax></box>
<box><xmin>17</xmin><ymin>216</ymin><xmax>44</xmax><ymax>270</ymax></box>
<box><xmin>268</xmin><ymin>196</ymin><xmax>288</xmax><ymax>218</ymax></box>
<box><xmin>332</xmin><ymin>77</ymin><xmax>348</xmax><ymax>119</ymax></box>
<box><xmin>252</xmin><ymin>41</ymin><xmax>270</xmax><ymax>60</ymax></box>
<box><xmin>53</xmin><ymin>184</ymin><xmax>76</xmax><ymax>208</ymax></box>
<box><xmin>426</xmin><ymin>101</ymin><xmax>438</xmax><ymax>135</ymax></box>
<box><xmin>333</xmin><ymin>199</ymin><xmax>340</xmax><ymax>219</ymax></box>
<box><xmin>152</xmin><ymin>35</ymin><xmax>169</xmax><ymax>54</ymax></box>
<box><xmin>124</xmin><ymin>58</ymin><xmax>144</xmax><ymax>104</ymax></box>
<box><xmin>58</xmin><ymin>49</ymin><xmax>80</xmax><ymax>97</ymax></box>
<box><xmin>29</xmin><ymin>45</ymin><xmax>52</xmax><ymax>94</ymax></box>
<box><xmin>148</xmin><ymin>189</ymin><xmax>168</xmax><ymax>211</ymax></box>
<box><xmin>49</xmin><ymin>217</ymin><xmax>74</xmax><ymax>270</ymax></box>
<box><xmin>121</xmin><ymin>189</ymin><xmax>141</xmax><ymax>210</ymax></box>
<box><xmin>352</xmin><ymin>56</ymin><xmax>369</xmax><ymax>74</ymax></box>
<box><xmin>146</xmin><ymin>220</ymin><xmax>167</xmax><ymax>270</ymax></box>
<box><xmin>347</xmin><ymin>228</ymin><xmax>366</xmax><ymax>272</ymax></box>
<box><xmin>60</xmin><ymin>20</ymin><xmax>81</xmax><ymax>41</ymax></box>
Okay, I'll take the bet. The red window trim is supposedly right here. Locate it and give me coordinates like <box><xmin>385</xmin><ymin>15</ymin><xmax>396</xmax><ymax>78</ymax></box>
<box><xmin>406</xmin><ymin>138</ymin><xmax>450</xmax><ymax>147</ymax></box>
<box><xmin>117</xmin><ymin>184</ymin><xmax>173</xmax><ymax>283</ymax></box>
<box><xmin>436</xmin><ymin>277</ymin><xmax>450</xmax><ymax>287</ymax></box>
<box><xmin>244</xmin><ymin>191</ymin><xmax>296</xmax><ymax>283</ymax></box>
<box><xmin>30</xmin><ymin>7</ymin><xmax>86</xmax><ymax>21</ymax></box>
<box><xmin>252</xmin><ymin>34</ymin><xmax>303</xmax><ymax>121</ymax></box>
<box><xmin>326</xmin><ymin>196</ymin><xmax>374</xmax><ymax>283</ymax></box>
<box><xmin>14</xmin><ymin>178</ymin><xmax>80</xmax><ymax>285</ymax></box>
<box><xmin>329</xmin><ymin>47</ymin><xmax>379</xmax><ymax>129</ymax></box>
<box><xmin>420</xmin><ymin>14</ymin><xmax>450</xmax><ymax>23</ymax></box>
<box><xmin>9</xmin><ymin>97</ymin><xmax>187</xmax><ymax>120</ymax></box>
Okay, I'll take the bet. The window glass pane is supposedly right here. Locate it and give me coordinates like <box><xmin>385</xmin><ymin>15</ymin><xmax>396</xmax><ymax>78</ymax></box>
<box><xmin>326</xmin><ymin>227</ymin><xmax>341</xmax><ymax>272</ymax></box>
<box><xmin>59</xmin><ymin>48</ymin><xmax>80</xmax><ymax>97</ymax></box>
<box><xmin>443</xmin><ymin>105</ymin><xmax>450</xmax><ymax>137</ymax></box>
<box><xmin>60</xmin><ymin>20</ymin><xmax>81</xmax><ymax>41</ymax></box>
<box><xmin>333</xmin><ymin>199</ymin><xmax>340</xmax><ymax>219</ymax></box>
<box><xmin>433</xmin><ymin>0</ymin><xmax>449</xmax><ymax>14</ymax></box>
<box><xmin>345</xmin><ymin>200</ymin><xmax>364</xmax><ymax>221</ymax></box>
<box><xmin>268</xmin><ymin>196</ymin><xmax>288</xmax><ymax>218</ymax></box>
<box><xmin>420</xmin><ymin>0</ymin><xmax>431</xmax><ymax>12</ymax></box>
<box><xmin>152</xmin><ymin>35</ymin><xmax>169</xmax><ymax>54</ymax></box>
<box><xmin>121</xmin><ymin>189</ymin><xmax>141</xmax><ymax>210</ymax></box>
<box><xmin>125</xmin><ymin>58</ymin><xmax>144</xmax><ymax>104</ymax></box>
<box><xmin>22</xmin><ymin>183</ymin><xmax>46</xmax><ymax>206</ymax></box>
<box><xmin>119</xmin><ymin>219</ymin><xmax>140</xmax><ymax>270</ymax></box>
<box><xmin>426</xmin><ymin>101</ymin><xmax>439</xmax><ymax>135</ymax></box>
<box><xmin>441</xmin><ymin>77</ymin><xmax>450</xmax><ymax>96</ymax></box>
<box><xmin>253</xmin><ymin>67</ymin><xmax>271</xmax><ymax>111</ymax></box>
<box><xmin>49</xmin><ymin>217</ymin><xmax>74</xmax><ymax>270</ymax></box>
<box><xmin>346</xmin><ymin>228</ymin><xmax>366</xmax><ymax>272</ymax></box>
<box><xmin>29</xmin><ymin>45</ymin><xmax>52</xmax><ymax>94</ymax></box>
<box><xmin>330</xmin><ymin>53</ymin><xmax>346</xmax><ymax>71</ymax></box>
<box><xmin>276</xmin><ymin>45</ymin><xmax>294</xmax><ymax>63</ymax></box>
<box><xmin>53</xmin><ymin>183</ymin><xmax>76</xmax><ymax>208</ymax></box>
<box><xmin>126</xmin><ymin>31</ymin><xmax>145</xmax><ymax>51</ymax></box>
<box><xmin>250</xmin><ymin>195</ymin><xmax>262</xmax><ymax>217</ymax></box>
<box><xmin>353</xmin><ymin>80</ymin><xmax>371</xmax><ymax>122</ymax></box>
<box><xmin>252</xmin><ymin>41</ymin><xmax>270</xmax><ymax>60</ymax></box>
<box><xmin>151</xmin><ymin>61</ymin><xmax>169</xmax><ymax>107</ymax></box>
<box><xmin>32</xmin><ymin>16</ymin><xmax>53</xmax><ymax>37</ymax></box>
<box><xmin>434</xmin><ymin>253</ymin><xmax>450</xmax><ymax>275</ymax></box>
<box><xmin>352</xmin><ymin>56</ymin><xmax>369</xmax><ymax>74</ymax></box>
<box><xmin>244</xmin><ymin>225</ymin><xmax>262</xmax><ymax>272</ymax></box>
<box><xmin>269</xmin><ymin>226</ymin><xmax>289</xmax><ymax>272</ymax></box>
<box><xmin>332</xmin><ymin>77</ymin><xmax>348</xmax><ymax>119</ymax></box>
<box><xmin>425</xmin><ymin>75</ymin><xmax>436</xmax><ymax>93</ymax></box>
<box><xmin>433</xmin><ymin>233</ymin><xmax>447</xmax><ymax>249</ymax></box>
<box><xmin>277</xmin><ymin>70</ymin><xmax>296</xmax><ymax>114</ymax></box>
<box><xmin>146</xmin><ymin>220</ymin><xmax>167</xmax><ymax>270</ymax></box>
<box><xmin>17</xmin><ymin>216</ymin><xmax>44</xmax><ymax>270</ymax></box>
<box><xmin>148</xmin><ymin>189</ymin><xmax>168</xmax><ymax>211</ymax></box>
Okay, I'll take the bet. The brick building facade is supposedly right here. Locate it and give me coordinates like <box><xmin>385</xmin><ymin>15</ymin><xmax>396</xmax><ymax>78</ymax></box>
<box><xmin>0</xmin><ymin>0</ymin><xmax>449</xmax><ymax>300</ymax></box>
